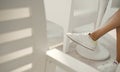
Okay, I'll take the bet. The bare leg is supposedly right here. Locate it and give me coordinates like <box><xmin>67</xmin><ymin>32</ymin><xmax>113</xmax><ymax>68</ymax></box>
<box><xmin>116</xmin><ymin>27</ymin><xmax>120</xmax><ymax>62</ymax></box>
<box><xmin>89</xmin><ymin>9</ymin><xmax>120</xmax><ymax>63</ymax></box>
<box><xmin>89</xmin><ymin>9</ymin><xmax>120</xmax><ymax>41</ymax></box>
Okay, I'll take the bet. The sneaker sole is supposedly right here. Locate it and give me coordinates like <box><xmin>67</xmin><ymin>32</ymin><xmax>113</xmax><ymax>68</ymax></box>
<box><xmin>67</xmin><ymin>35</ymin><xmax>95</xmax><ymax>51</ymax></box>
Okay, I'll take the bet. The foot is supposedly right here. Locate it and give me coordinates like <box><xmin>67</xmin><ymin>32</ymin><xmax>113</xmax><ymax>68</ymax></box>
<box><xmin>97</xmin><ymin>60</ymin><xmax>118</xmax><ymax>72</ymax></box>
<box><xmin>66</xmin><ymin>32</ymin><xmax>97</xmax><ymax>51</ymax></box>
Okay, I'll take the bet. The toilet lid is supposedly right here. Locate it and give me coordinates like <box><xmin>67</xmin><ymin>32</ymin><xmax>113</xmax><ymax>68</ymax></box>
<box><xmin>76</xmin><ymin>43</ymin><xmax>110</xmax><ymax>60</ymax></box>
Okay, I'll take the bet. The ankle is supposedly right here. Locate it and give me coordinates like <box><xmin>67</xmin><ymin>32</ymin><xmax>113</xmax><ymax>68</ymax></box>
<box><xmin>88</xmin><ymin>33</ymin><xmax>96</xmax><ymax>41</ymax></box>
<box><xmin>116</xmin><ymin>59</ymin><xmax>120</xmax><ymax>63</ymax></box>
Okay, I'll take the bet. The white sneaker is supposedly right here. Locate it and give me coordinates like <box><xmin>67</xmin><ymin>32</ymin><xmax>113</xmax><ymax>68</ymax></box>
<box><xmin>66</xmin><ymin>32</ymin><xmax>97</xmax><ymax>51</ymax></box>
<box><xmin>116</xmin><ymin>63</ymin><xmax>120</xmax><ymax>72</ymax></box>
<box><xmin>97</xmin><ymin>60</ymin><xmax>118</xmax><ymax>72</ymax></box>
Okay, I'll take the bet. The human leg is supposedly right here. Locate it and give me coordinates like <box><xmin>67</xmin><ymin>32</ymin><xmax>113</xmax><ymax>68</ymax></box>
<box><xmin>116</xmin><ymin>26</ymin><xmax>120</xmax><ymax>62</ymax></box>
<box><xmin>96</xmin><ymin>10</ymin><xmax>120</xmax><ymax>72</ymax></box>
<box><xmin>97</xmin><ymin>23</ymin><xmax>120</xmax><ymax>72</ymax></box>
<box><xmin>91</xmin><ymin>8</ymin><xmax>120</xmax><ymax>62</ymax></box>
<box><xmin>67</xmin><ymin>9</ymin><xmax>120</xmax><ymax>50</ymax></box>
<box><xmin>89</xmin><ymin>9</ymin><xmax>120</xmax><ymax>41</ymax></box>
<box><xmin>67</xmin><ymin>7</ymin><xmax>120</xmax><ymax>72</ymax></box>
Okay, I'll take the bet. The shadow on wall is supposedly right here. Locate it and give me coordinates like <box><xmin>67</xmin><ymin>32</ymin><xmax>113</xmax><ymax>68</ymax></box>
<box><xmin>0</xmin><ymin>0</ymin><xmax>34</xmax><ymax>72</ymax></box>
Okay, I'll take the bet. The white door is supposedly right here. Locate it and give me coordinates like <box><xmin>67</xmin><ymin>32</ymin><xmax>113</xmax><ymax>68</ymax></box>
<box><xmin>0</xmin><ymin>0</ymin><xmax>48</xmax><ymax>72</ymax></box>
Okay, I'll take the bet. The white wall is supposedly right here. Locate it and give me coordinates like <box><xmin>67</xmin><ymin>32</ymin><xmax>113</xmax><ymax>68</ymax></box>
<box><xmin>44</xmin><ymin>0</ymin><xmax>98</xmax><ymax>30</ymax></box>
<box><xmin>112</xmin><ymin>0</ymin><xmax>120</xmax><ymax>8</ymax></box>
<box><xmin>44</xmin><ymin>0</ymin><xmax>71</xmax><ymax>28</ymax></box>
<box><xmin>73</xmin><ymin>0</ymin><xmax>98</xmax><ymax>11</ymax></box>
